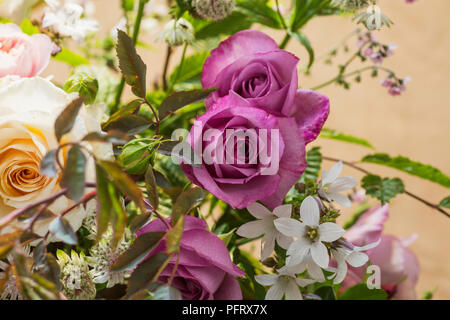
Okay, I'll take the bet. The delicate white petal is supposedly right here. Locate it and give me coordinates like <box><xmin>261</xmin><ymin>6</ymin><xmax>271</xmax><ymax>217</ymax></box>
<box><xmin>261</xmin><ymin>231</ymin><xmax>276</xmax><ymax>261</ymax></box>
<box><xmin>247</xmin><ymin>202</ymin><xmax>272</xmax><ymax>219</ymax></box>
<box><xmin>332</xmin><ymin>261</ymin><xmax>348</xmax><ymax>284</ymax></box>
<box><xmin>328</xmin><ymin>192</ymin><xmax>352</xmax><ymax>207</ymax></box>
<box><xmin>284</xmin><ymin>279</ymin><xmax>303</xmax><ymax>300</ymax></box>
<box><xmin>318</xmin><ymin>222</ymin><xmax>345</xmax><ymax>242</ymax></box>
<box><xmin>328</xmin><ymin>176</ymin><xmax>357</xmax><ymax>193</ymax></box>
<box><xmin>276</xmin><ymin>233</ymin><xmax>293</xmax><ymax>250</ymax></box>
<box><xmin>400</xmin><ymin>233</ymin><xmax>418</xmax><ymax>247</ymax></box>
<box><xmin>296</xmin><ymin>278</ymin><xmax>316</xmax><ymax>287</ymax></box>
<box><xmin>286</xmin><ymin>241</ymin><xmax>310</xmax><ymax>266</ymax></box>
<box><xmin>236</xmin><ymin>220</ymin><xmax>265</xmax><ymax>238</ymax></box>
<box><xmin>255</xmin><ymin>274</ymin><xmax>278</xmax><ymax>286</ymax></box>
<box><xmin>346</xmin><ymin>251</ymin><xmax>369</xmax><ymax>267</ymax></box>
<box><xmin>265</xmin><ymin>282</ymin><xmax>284</xmax><ymax>300</ymax></box>
<box><xmin>273</xmin><ymin>204</ymin><xmax>292</xmax><ymax>218</ymax></box>
<box><xmin>286</xmin><ymin>261</ymin><xmax>307</xmax><ymax>275</ymax></box>
<box><xmin>307</xmin><ymin>261</ymin><xmax>325</xmax><ymax>282</ymax></box>
<box><xmin>300</xmin><ymin>196</ymin><xmax>320</xmax><ymax>226</ymax></box>
<box><xmin>355</xmin><ymin>238</ymin><xmax>382</xmax><ymax>251</ymax></box>
<box><xmin>310</xmin><ymin>241</ymin><xmax>329</xmax><ymax>268</ymax></box>
<box><xmin>323</xmin><ymin>161</ymin><xmax>343</xmax><ymax>185</ymax></box>
<box><xmin>318</xmin><ymin>188</ymin><xmax>331</xmax><ymax>202</ymax></box>
<box><xmin>274</xmin><ymin>218</ymin><xmax>305</xmax><ymax>238</ymax></box>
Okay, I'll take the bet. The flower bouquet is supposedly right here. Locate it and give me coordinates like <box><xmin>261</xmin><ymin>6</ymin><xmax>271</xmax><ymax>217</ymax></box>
<box><xmin>0</xmin><ymin>0</ymin><xmax>446</xmax><ymax>301</ymax></box>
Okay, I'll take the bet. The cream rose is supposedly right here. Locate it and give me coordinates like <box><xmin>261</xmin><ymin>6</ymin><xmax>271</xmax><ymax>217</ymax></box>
<box><xmin>0</xmin><ymin>0</ymin><xmax>39</xmax><ymax>23</ymax></box>
<box><xmin>0</xmin><ymin>76</ymin><xmax>110</xmax><ymax>236</ymax></box>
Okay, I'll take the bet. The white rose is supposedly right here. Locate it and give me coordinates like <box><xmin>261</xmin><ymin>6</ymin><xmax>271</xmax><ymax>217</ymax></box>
<box><xmin>0</xmin><ymin>76</ymin><xmax>111</xmax><ymax>237</ymax></box>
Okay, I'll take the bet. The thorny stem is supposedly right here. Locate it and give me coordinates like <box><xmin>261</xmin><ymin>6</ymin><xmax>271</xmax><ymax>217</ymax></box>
<box><xmin>112</xmin><ymin>0</ymin><xmax>148</xmax><ymax>112</ymax></box>
<box><xmin>162</xmin><ymin>46</ymin><xmax>173</xmax><ymax>91</ymax></box>
<box><xmin>322</xmin><ymin>156</ymin><xmax>450</xmax><ymax>219</ymax></box>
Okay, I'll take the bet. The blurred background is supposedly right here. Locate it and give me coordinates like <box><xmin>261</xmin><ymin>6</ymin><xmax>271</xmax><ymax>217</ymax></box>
<box><xmin>43</xmin><ymin>0</ymin><xmax>450</xmax><ymax>299</ymax></box>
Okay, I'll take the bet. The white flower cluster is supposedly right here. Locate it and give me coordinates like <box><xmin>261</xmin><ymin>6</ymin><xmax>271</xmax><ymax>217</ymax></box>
<box><xmin>237</xmin><ymin>161</ymin><xmax>379</xmax><ymax>300</ymax></box>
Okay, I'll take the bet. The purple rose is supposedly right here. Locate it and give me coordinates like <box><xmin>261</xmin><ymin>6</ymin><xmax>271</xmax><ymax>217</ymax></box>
<box><xmin>137</xmin><ymin>216</ymin><xmax>244</xmax><ymax>300</ymax></box>
<box><xmin>202</xmin><ymin>29</ymin><xmax>330</xmax><ymax>144</ymax></box>
<box><xmin>181</xmin><ymin>93</ymin><xmax>307</xmax><ymax>209</ymax></box>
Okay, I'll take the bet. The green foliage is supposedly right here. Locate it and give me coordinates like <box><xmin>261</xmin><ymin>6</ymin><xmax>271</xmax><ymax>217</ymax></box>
<box><xmin>169</xmin><ymin>52</ymin><xmax>209</xmax><ymax>87</ymax></box>
<box><xmin>301</xmin><ymin>147</ymin><xmax>323</xmax><ymax>182</ymax></box>
<box><xmin>61</xmin><ymin>145</ymin><xmax>86</xmax><ymax>202</ymax></box>
<box><xmin>158</xmin><ymin>88</ymin><xmax>217</xmax><ymax>119</ymax></box>
<box><xmin>19</xmin><ymin>19</ymin><xmax>39</xmax><ymax>35</ymax></box>
<box><xmin>49</xmin><ymin>217</ymin><xmax>78</xmax><ymax>246</ymax></box>
<box><xmin>362</xmin><ymin>153</ymin><xmax>450</xmax><ymax>188</ymax></box>
<box><xmin>339</xmin><ymin>284</ymin><xmax>387</xmax><ymax>300</ymax></box>
<box><xmin>320</xmin><ymin>128</ymin><xmax>374</xmax><ymax>149</ymax></box>
<box><xmin>64</xmin><ymin>72</ymin><xmax>99</xmax><ymax>105</ymax></box>
<box><xmin>314</xmin><ymin>286</ymin><xmax>337</xmax><ymax>300</ymax></box>
<box><xmin>235</xmin><ymin>0</ymin><xmax>283</xmax><ymax>29</ymax></box>
<box><xmin>145</xmin><ymin>166</ymin><xmax>159</xmax><ymax>210</ymax></box>
<box><xmin>166</xmin><ymin>215</ymin><xmax>185</xmax><ymax>254</ymax></box>
<box><xmin>53</xmin><ymin>49</ymin><xmax>90</xmax><ymax>67</ymax></box>
<box><xmin>195</xmin><ymin>12</ymin><xmax>252</xmax><ymax>40</ymax></box>
<box><xmin>54</xmin><ymin>97</ymin><xmax>85</xmax><ymax>142</ymax></box>
<box><xmin>171</xmin><ymin>187</ymin><xmax>206</xmax><ymax>224</ymax></box>
<box><xmin>289</xmin><ymin>31</ymin><xmax>315</xmax><ymax>71</ymax></box>
<box><xmin>361</xmin><ymin>174</ymin><xmax>405</xmax><ymax>204</ymax></box>
<box><xmin>439</xmin><ymin>196</ymin><xmax>450</xmax><ymax>208</ymax></box>
<box><xmin>116</xmin><ymin>30</ymin><xmax>147</xmax><ymax>98</ymax></box>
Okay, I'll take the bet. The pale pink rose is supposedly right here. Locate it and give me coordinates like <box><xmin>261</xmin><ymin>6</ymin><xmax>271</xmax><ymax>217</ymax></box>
<box><xmin>0</xmin><ymin>23</ymin><xmax>55</xmax><ymax>78</ymax></box>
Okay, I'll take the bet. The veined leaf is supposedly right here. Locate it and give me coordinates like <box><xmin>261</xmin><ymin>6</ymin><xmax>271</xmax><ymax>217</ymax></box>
<box><xmin>171</xmin><ymin>187</ymin><xmax>206</xmax><ymax>225</ymax></box>
<box><xmin>48</xmin><ymin>217</ymin><xmax>78</xmax><ymax>245</ymax></box>
<box><xmin>111</xmin><ymin>232</ymin><xmax>165</xmax><ymax>272</ymax></box>
<box><xmin>54</xmin><ymin>97</ymin><xmax>85</xmax><ymax>142</ymax></box>
<box><xmin>117</xmin><ymin>30</ymin><xmax>147</xmax><ymax>98</ymax></box>
<box><xmin>320</xmin><ymin>128</ymin><xmax>374</xmax><ymax>149</ymax></box>
<box><xmin>102</xmin><ymin>99</ymin><xmax>143</xmax><ymax>130</ymax></box>
<box><xmin>127</xmin><ymin>252</ymin><xmax>169</xmax><ymax>296</ymax></box>
<box><xmin>158</xmin><ymin>88</ymin><xmax>217</xmax><ymax>120</ymax></box>
<box><xmin>361</xmin><ymin>154</ymin><xmax>450</xmax><ymax>188</ymax></box>
<box><xmin>361</xmin><ymin>174</ymin><xmax>405</xmax><ymax>204</ymax></box>
<box><xmin>61</xmin><ymin>145</ymin><xmax>86</xmax><ymax>202</ymax></box>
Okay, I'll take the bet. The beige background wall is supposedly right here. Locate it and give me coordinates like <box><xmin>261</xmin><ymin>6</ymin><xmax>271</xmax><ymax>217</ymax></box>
<box><xmin>44</xmin><ymin>0</ymin><xmax>450</xmax><ymax>299</ymax></box>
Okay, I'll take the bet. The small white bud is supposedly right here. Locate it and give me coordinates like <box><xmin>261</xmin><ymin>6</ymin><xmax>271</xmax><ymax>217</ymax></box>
<box><xmin>157</xmin><ymin>18</ymin><xmax>194</xmax><ymax>46</ymax></box>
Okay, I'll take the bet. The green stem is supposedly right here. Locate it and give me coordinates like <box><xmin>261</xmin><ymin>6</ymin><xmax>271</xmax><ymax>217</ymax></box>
<box><xmin>162</xmin><ymin>46</ymin><xmax>173</xmax><ymax>91</ymax></box>
<box><xmin>168</xmin><ymin>42</ymin><xmax>188</xmax><ymax>93</ymax></box>
<box><xmin>112</xmin><ymin>0</ymin><xmax>148</xmax><ymax>112</ymax></box>
<box><xmin>275</xmin><ymin>0</ymin><xmax>288</xmax><ymax>30</ymax></box>
<box><xmin>279</xmin><ymin>33</ymin><xmax>291</xmax><ymax>49</ymax></box>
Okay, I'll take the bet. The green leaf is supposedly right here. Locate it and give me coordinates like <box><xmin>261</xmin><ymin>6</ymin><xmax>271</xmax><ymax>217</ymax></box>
<box><xmin>314</xmin><ymin>286</ymin><xmax>337</xmax><ymax>300</ymax></box>
<box><xmin>195</xmin><ymin>12</ymin><xmax>252</xmax><ymax>40</ymax></box>
<box><xmin>172</xmin><ymin>187</ymin><xmax>206</xmax><ymax>225</ymax></box>
<box><xmin>301</xmin><ymin>147</ymin><xmax>322</xmax><ymax>182</ymax></box>
<box><xmin>48</xmin><ymin>217</ymin><xmax>78</xmax><ymax>245</ymax></box>
<box><xmin>439</xmin><ymin>196</ymin><xmax>450</xmax><ymax>208</ymax></box>
<box><xmin>156</xmin><ymin>140</ymin><xmax>201</xmax><ymax>168</ymax></box>
<box><xmin>235</xmin><ymin>0</ymin><xmax>283</xmax><ymax>29</ymax></box>
<box><xmin>339</xmin><ymin>284</ymin><xmax>387</xmax><ymax>300</ymax></box>
<box><xmin>320</xmin><ymin>128</ymin><xmax>374</xmax><ymax>149</ymax></box>
<box><xmin>53</xmin><ymin>48</ymin><xmax>90</xmax><ymax>67</ymax></box>
<box><xmin>54</xmin><ymin>97</ymin><xmax>85</xmax><ymax>142</ymax></box>
<box><xmin>95</xmin><ymin>163</ymin><xmax>113</xmax><ymax>240</ymax></box>
<box><xmin>19</xmin><ymin>19</ymin><xmax>39</xmax><ymax>35</ymax></box>
<box><xmin>82</xmin><ymin>131</ymin><xmax>128</xmax><ymax>145</ymax></box>
<box><xmin>117</xmin><ymin>30</ymin><xmax>147</xmax><ymax>98</ymax></box>
<box><xmin>102</xmin><ymin>99</ymin><xmax>143</xmax><ymax>130</ymax></box>
<box><xmin>361</xmin><ymin>174</ymin><xmax>405</xmax><ymax>204</ymax></box>
<box><xmin>111</xmin><ymin>232</ymin><xmax>165</xmax><ymax>272</ymax></box>
<box><xmin>129</xmin><ymin>212</ymin><xmax>152</xmax><ymax>234</ymax></box>
<box><xmin>108</xmin><ymin>184</ymin><xmax>127</xmax><ymax>250</ymax></box>
<box><xmin>166</xmin><ymin>216</ymin><xmax>184</xmax><ymax>254</ymax></box>
<box><xmin>145</xmin><ymin>166</ymin><xmax>159</xmax><ymax>211</ymax></box>
<box><xmin>61</xmin><ymin>145</ymin><xmax>86</xmax><ymax>202</ymax></box>
<box><xmin>64</xmin><ymin>72</ymin><xmax>99</xmax><ymax>105</ymax></box>
<box><xmin>127</xmin><ymin>252</ymin><xmax>169</xmax><ymax>296</ymax></box>
<box><xmin>40</xmin><ymin>150</ymin><xmax>58</xmax><ymax>178</ymax></box>
<box><xmin>103</xmin><ymin>114</ymin><xmax>152</xmax><ymax>135</ymax></box>
<box><xmin>158</xmin><ymin>88</ymin><xmax>216</xmax><ymax>120</ymax></box>
<box><xmin>361</xmin><ymin>154</ymin><xmax>450</xmax><ymax>188</ymax></box>
<box><xmin>98</xmin><ymin>161</ymin><xmax>145</xmax><ymax>212</ymax></box>
<box><xmin>169</xmin><ymin>52</ymin><xmax>209</xmax><ymax>86</ymax></box>
<box><xmin>288</xmin><ymin>31</ymin><xmax>315</xmax><ymax>71</ymax></box>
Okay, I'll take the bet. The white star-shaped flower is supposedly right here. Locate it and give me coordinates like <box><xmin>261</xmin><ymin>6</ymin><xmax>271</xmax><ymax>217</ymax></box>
<box><xmin>43</xmin><ymin>0</ymin><xmax>100</xmax><ymax>42</ymax></box>
<box><xmin>274</xmin><ymin>196</ymin><xmax>345</xmax><ymax>268</ymax></box>
<box><xmin>255</xmin><ymin>266</ymin><xmax>315</xmax><ymax>300</ymax></box>
<box><xmin>328</xmin><ymin>239</ymin><xmax>381</xmax><ymax>284</ymax></box>
<box><xmin>236</xmin><ymin>203</ymin><xmax>293</xmax><ymax>261</ymax></box>
<box><xmin>288</xmin><ymin>253</ymin><xmax>326</xmax><ymax>283</ymax></box>
<box><xmin>318</xmin><ymin>161</ymin><xmax>357</xmax><ymax>207</ymax></box>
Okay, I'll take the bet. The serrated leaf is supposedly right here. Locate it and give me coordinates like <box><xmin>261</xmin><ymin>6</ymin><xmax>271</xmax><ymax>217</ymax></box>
<box><xmin>156</xmin><ymin>140</ymin><xmax>201</xmax><ymax>168</ymax></box>
<box><xmin>64</xmin><ymin>72</ymin><xmax>99</xmax><ymax>105</ymax></box>
<box><xmin>362</xmin><ymin>154</ymin><xmax>450</xmax><ymax>188</ymax></box>
<box><xmin>127</xmin><ymin>252</ymin><xmax>169</xmax><ymax>296</ymax></box>
<box><xmin>40</xmin><ymin>150</ymin><xmax>58</xmax><ymax>178</ymax></box>
<box><xmin>61</xmin><ymin>145</ymin><xmax>86</xmax><ymax>202</ymax></box>
<box><xmin>145</xmin><ymin>166</ymin><xmax>159</xmax><ymax>211</ymax></box>
<box><xmin>289</xmin><ymin>31</ymin><xmax>315</xmax><ymax>71</ymax></box>
<box><xmin>103</xmin><ymin>114</ymin><xmax>152</xmax><ymax>135</ymax></box>
<box><xmin>117</xmin><ymin>30</ymin><xmax>147</xmax><ymax>98</ymax></box>
<box><xmin>48</xmin><ymin>217</ymin><xmax>78</xmax><ymax>245</ymax></box>
<box><xmin>166</xmin><ymin>215</ymin><xmax>184</xmax><ymax>254</ymax></box>
<box><xmin>439</xmin><ymin>196</ymin><xmax>450</xmax><ymax>208</ymax></box>
<box><xmin>339</xmin><ymin>283</ymin><xmax>387</xmax><ymax>300</ymax></box>
<box><xmin>54</xmin><ymin>97</ymin><xmax>85</xmax><ymax>142</ymax></box>
<box><xmin>102</xmin><ymin>99</ymin><xmax>143</xmax><ymax>130</ymax></box>
<box><xmin>301</xmin><ymin>147</ymin><xmax>322</xmax><ymax>182</ymax></box>
<box><xmin>172</xmin><ymin>187</ymin><xmax>206</xmax><ymax>225</ymax></box>
<box><xmin>158</xmin><ymin>88</ymin><xmax>216</xmax><ymax>120</ymax></box>
<box><xmin>320</xmin><ymin>128</ymin><xmax>374</xmax><ymax>149</ymax></box>
<box><xmin>361</xmin><ymin>174</ymin><xmax>405</xmax><ymax>204</ymax></box>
